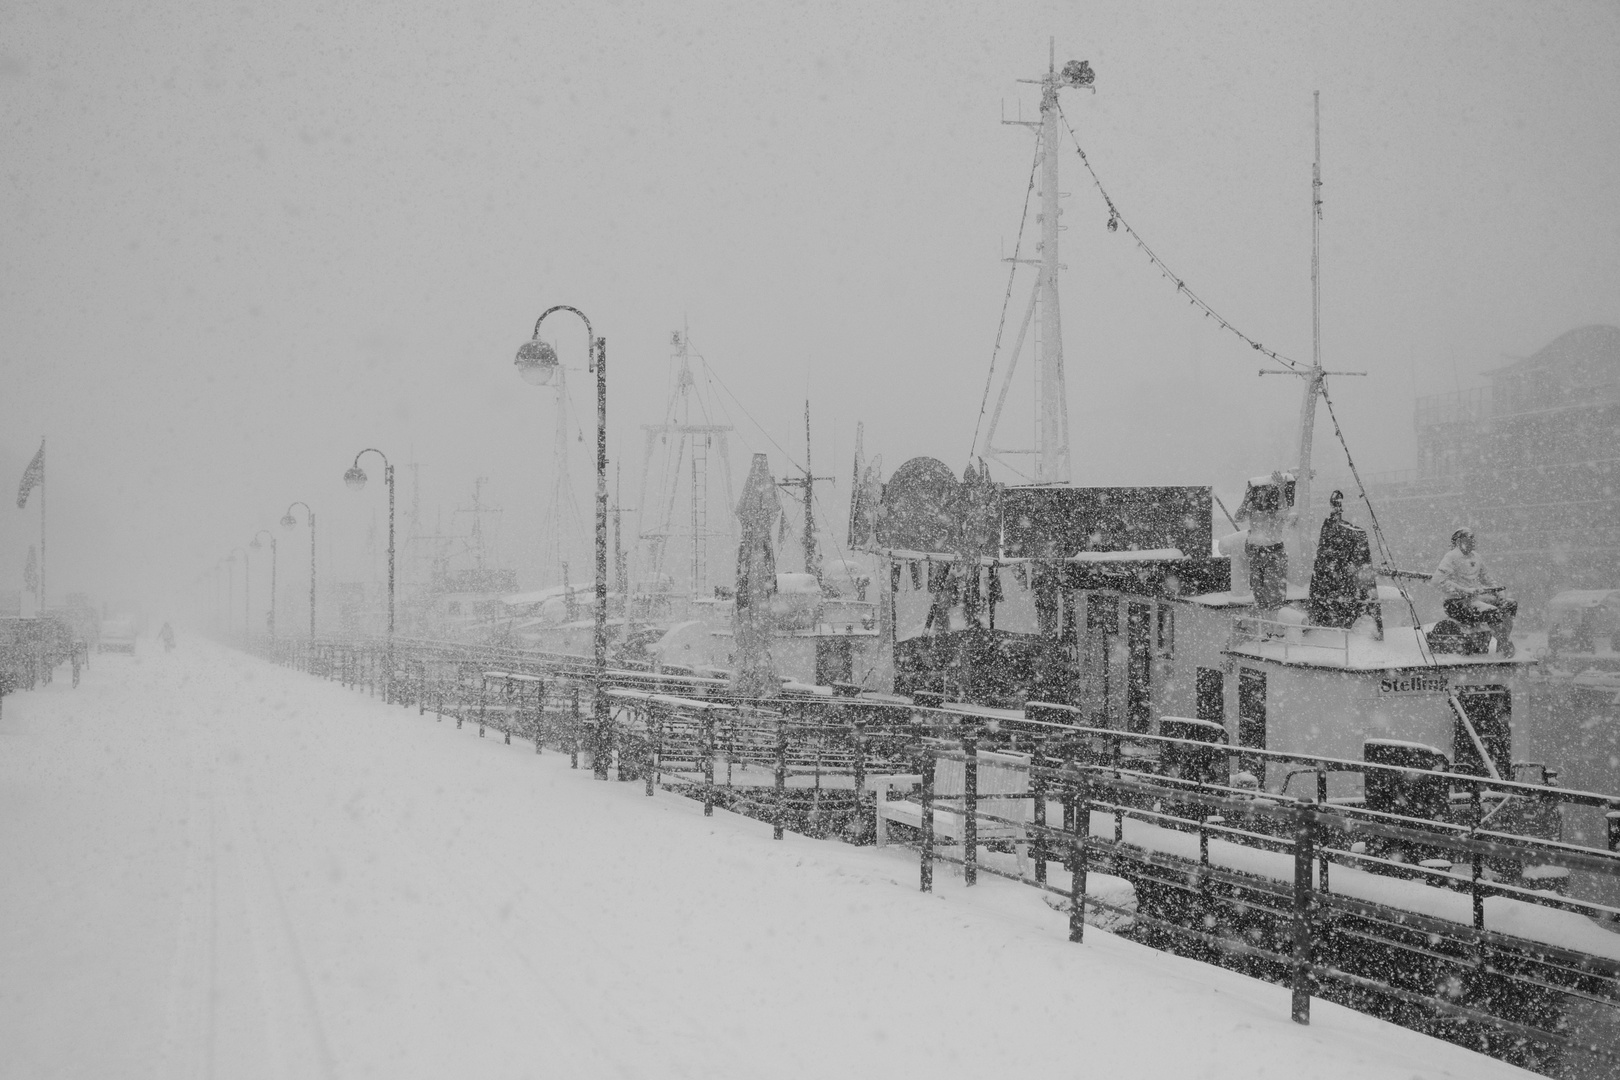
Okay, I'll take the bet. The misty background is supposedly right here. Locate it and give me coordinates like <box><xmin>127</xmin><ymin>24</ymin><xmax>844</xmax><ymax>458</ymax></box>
<box><xmin>3</xmin><ymin>0</ymin><xmax>1617</xmax><ymax>619</ymax></box>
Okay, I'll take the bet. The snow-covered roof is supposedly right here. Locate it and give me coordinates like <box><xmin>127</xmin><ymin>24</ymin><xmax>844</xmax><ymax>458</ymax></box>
<box><xmin>872</xmin><ymin>547</ymin><xmax>1193</xmax><ymax>565</ymax></box>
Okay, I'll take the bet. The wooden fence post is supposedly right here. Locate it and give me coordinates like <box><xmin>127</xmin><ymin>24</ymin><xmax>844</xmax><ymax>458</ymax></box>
<box><xmin>647</xmin><ymin>704</ymin><xmax>661</xmax><ymax>796</ymax></box>
<box><xmin>570</xmin><ymin>686</ymin><xmax>580</xmax><ymax>769</ymax></box>
<box><xmin>774</xmin><ymin>717</ymin><xmax>788</xmax><ymax>840</ymax></box>
<box><xmin>1032</xmin><ymin>768</ymin><xmax>1048</xmax><ymax>885</ymax></box>
<box><xmin>1471</xmin><ymin>783</ymin><xmax>1486</xmax><ymax>931</ymax></box>
<box><xmin>534</xmin><ymin>680</ymin><xmax>545</xmax><ymax>754</ymax></box>
<box><xmin>851</xmin><ymin>717</ymin><xmax>867</xmax><ymax>842</ymax></box>
<box><xmin>1070</xmin><ymin>768</ymin><xmax>1089</xmax><ymax>943</ymax></box>
<box><xmin>702</xmin><ymin>710</ymin><xmax>715</xmax><ymax>815</ymax></box>
<box><xmin>920</xmin><ymin>750</ymin><xmax>936</xmax><ymax>893</ymax></box>
<box><xmin>1291</xmin><ymin>805</ymin><xmax>1315</xmax><ymax>1025</ymax></box>
<box><xmin>963</xmin><ymin>731</ymin><xmax>978</xmax><ymax>887</ymax></box>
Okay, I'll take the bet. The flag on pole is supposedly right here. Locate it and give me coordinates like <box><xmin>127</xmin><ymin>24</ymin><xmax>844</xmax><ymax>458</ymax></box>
<box><xmin>16</xmin><ymin>440</ymin><xmax>44</xmax><ymax>509</ymax></box>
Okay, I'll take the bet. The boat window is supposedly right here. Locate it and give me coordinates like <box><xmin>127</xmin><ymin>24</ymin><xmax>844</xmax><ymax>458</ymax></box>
<box><xmin>815</xmin><ymin>638</ymin><xmax>853</xmax><ymax>686</ymax></box>
<box><xmin>1452</xmin><ymin>685</ymin><xmax>1511</xmax><ymax>778</ymax></box>
<box><xmin>1238</xmin><ymin>667</ymin><xmax>1266</xmax><ymax>750</ymax></box>
<box><xmin>1127</xmin><ymin>602</ymin><xmax>1152</xmax><ymax>734</ymax></box>
<box><xmin>1196</xmin><ymin>668</ymin><xmax>1224</xmax><ymax>724</ymax></box>
<box><xmin>1086</xmin><ymin>592</ymin><xmax>1118</xmax><ymax>634</ymax></box>
<box><xmin>1156</xmin><ymin>604</ymin><xmax>1174</xmax><ymax>657</ymax></box>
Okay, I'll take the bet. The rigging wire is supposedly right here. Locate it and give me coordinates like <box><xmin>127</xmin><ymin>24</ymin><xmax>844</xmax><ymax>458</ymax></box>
<box><xmin>1054</xmin><ymin>101</ymin><xmax>1304</xmax><ymax>373</ymax></box>
<box><xmin>1319</xmin><ymin>380</ymin><xmax>1435</xmax><ymax>666</ymax></box>
<box><xmin>685</xmin><ymin>348</ymin><xmax>853</xmax><ymax>584</ymax></box>
<box><xmin>968</xmin><ymin>141</ymin><xmax>1044</xmax><ymax>462</ymax></box>
<box><xmin>699</xmin><ymin>359</ymin><xmax>805</xmax><ymax>474</ymax></box>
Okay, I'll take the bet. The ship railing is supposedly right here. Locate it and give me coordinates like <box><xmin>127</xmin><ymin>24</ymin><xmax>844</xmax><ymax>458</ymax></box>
<box><xmin>1229</xmin><ymin>614</ymin><xmax>1353</xmax><ymax>664</ymax></box>
<box><xmin>265</xmin><ymin>633</ymin><xmax>1620</xmax><ymax>1071</ymax></box>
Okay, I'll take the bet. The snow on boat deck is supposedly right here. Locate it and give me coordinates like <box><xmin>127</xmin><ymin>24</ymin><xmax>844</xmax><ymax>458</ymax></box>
<box><xmin>0</xmin><ymin>639</ymin><xmax>1540</xmax><ymax>1079</ymax></box>
<box><xmin>1226</xmin><ymin>624</ymin><xmax>1535</xmax><ymax>670</ymax></box>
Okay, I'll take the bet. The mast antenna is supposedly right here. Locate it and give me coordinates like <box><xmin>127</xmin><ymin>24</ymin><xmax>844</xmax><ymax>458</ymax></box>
<box><xmin>983</xmin><ymin>39</ymin><xmax>1094</xmax><ymax>485</ymax></box>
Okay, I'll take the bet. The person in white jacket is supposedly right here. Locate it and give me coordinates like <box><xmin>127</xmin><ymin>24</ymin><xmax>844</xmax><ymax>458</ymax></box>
<box><xmin>1431</xmin><ymin>527</ymin><xmax>1517</xmax><ymax>656</ymax></box>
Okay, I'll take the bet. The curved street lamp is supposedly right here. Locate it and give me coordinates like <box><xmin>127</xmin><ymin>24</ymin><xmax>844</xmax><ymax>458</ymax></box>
<box><xmin>344</xmin><ymin>448</ymin><xmax>395</xmax><ymax>703</ymax></box>
<box><xmin>281</xmin><ymin>502</ymin><xmax>317</xmax><ymax>642</ymax></box>
<box><xmin>518</xmin><ymin>306</ymin><xmax>608</xmax><ymax>779</ymax></box>
<box><xmin>250</xmin><ymin>529</ymin><xmax>278</xmax><ymax>644</ymax></box>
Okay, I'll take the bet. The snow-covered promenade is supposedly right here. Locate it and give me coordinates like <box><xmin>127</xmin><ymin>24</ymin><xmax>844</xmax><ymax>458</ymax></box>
<box><xmin>0</xmin><ymin>639</ymin><xmax>1535</xmax><ymax>1079</ymax></box>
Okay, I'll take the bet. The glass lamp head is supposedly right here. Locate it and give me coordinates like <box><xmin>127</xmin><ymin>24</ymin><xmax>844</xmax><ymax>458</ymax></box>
<box><xmin>344</xmin><ymin>465</ymin><xmax>367</xmax><ymax>491</ymax></box>
<box><xmin>281</xmin><ymin>513</ymin><xmax>297</xmax><ymax>529</ymax></box>
<box><xmin>250</xmin><ymin>537</ymin><xmax>262</xmax><ymax>551</ymax></box>
<box><xmin>515</xmin><ymin>339</ymin><xmax>559</xmax><ymax>386</ymax></box>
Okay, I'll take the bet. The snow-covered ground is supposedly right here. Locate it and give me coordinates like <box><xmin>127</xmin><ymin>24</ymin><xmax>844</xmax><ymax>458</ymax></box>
<box><xmin>0</xmin><ymin>639</ymin><xmax>1538</xmax><ymax>1079</ymax></box>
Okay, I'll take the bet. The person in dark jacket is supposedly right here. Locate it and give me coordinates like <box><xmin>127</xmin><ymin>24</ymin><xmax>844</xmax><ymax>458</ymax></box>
<box><xmin>1308</xmin><ymin>491</ymin><xmax>1380</xmax><ymax>635</ymax></box>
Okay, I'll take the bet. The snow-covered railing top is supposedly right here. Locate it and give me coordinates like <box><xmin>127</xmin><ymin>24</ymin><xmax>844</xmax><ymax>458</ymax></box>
<box><xmin>870</xmin><ymin>546</ymin><xmax>1186</xmax><ymax>564</ymax></box>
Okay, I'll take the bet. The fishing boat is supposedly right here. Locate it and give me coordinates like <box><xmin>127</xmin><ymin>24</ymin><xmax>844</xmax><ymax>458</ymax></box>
<box><xmin>829</xmin><ymin>42</ymin><xmax>1617</xmax><ymax>893</ymax></box>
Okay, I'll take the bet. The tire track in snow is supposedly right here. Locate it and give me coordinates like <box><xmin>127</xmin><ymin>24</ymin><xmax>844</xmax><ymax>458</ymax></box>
<box><xmin>222</xmin><ymin>771</ymin><xmax>340</xmax><ymax>1080</ymax></box>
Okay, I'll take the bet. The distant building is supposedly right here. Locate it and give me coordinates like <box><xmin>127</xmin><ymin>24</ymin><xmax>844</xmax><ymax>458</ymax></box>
<box><xmin>1364</xmin><ymin>325</ymin><xmax>1620</xmax><ymax>623</ymax></box>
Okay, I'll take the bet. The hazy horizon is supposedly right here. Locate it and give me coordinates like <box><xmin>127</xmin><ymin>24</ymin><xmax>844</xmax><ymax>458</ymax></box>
<box><xmin>4</xmin><ymin>0</ymin><xmax>1617</xmax><ymax>621</ymax></box>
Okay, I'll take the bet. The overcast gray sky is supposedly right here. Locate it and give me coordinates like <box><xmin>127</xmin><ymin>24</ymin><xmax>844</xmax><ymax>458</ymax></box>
<box><xmin>3</xmin><ymin>0</ymin><xmax>1617</xmax><ymax>616</ymax></box>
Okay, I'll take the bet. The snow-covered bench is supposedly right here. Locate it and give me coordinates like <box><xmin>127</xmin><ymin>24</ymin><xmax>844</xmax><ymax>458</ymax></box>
<box><xmin>872</xmin><ymin>749</ymin><xmax>1032</xmax><ymax>877</ymax></box>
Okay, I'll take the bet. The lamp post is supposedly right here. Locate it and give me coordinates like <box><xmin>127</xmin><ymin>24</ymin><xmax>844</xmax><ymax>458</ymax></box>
<box><xmin>281</xmin><ymin>502</ymin><xmax>317</xmax><ymax>642</ymax></box>
<box><xmin>517</xmin><ymin>306</ymin><xmax>608</xmax><ymax>779</ymax></box>
<box><xmin>250</xmin><ymin>529</ymin><xmax>278</xmax><ymax>646</ymax></box>
<box><xmin>345</xmin><ymin>448</ymin><xmax>394</xmax><ymax>703</ymax></box>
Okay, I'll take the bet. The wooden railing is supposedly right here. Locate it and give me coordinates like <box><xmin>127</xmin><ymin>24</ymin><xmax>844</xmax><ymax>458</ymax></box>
<box><xmin>253</xmin><ymin>633</ymin><xmax>1620</xmax><ymax>1077</ymax></box>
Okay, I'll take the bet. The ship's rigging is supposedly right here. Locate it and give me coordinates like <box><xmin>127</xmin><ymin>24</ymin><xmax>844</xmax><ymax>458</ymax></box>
<box><xmin>635</xmin><ymin>327</ymin><xmax>737</xmax><ymax>599</ymax></box>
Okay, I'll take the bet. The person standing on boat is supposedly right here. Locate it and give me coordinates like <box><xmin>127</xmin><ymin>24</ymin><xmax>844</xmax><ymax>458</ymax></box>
<box><xmin>1234</xmin><ymin>472</ymin><xmax>1295</xmax><ymax>621</ymax></box>
<box><xmin>1431</xmin><ymin>527</ymin><xmax>1517</xmax><ymax>656</ymax></box>
<box><xmin>1308</xmin><ymin>490</ymin><xmax>1380</xmax><ymax>635</ymax></box>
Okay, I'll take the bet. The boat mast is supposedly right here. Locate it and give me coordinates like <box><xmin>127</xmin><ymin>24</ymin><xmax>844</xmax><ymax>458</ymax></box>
<box><xmin>1293</xmin><ymin>91</ymin><xmax>1325</xmax><ymax>574</ymax></box>
<box><xmin>1036</xmin><ymin>38</ymin><xmax>1071</xmax><ymax>485</ymax></box>
<box><xmin>803</xmin><ymin>401</ymin><xmax>819</xmax><ymax>580</ymax></box>
<box><xmin>983</xmin><ymin>41</ymin><xmax>1091</xmax><ymax>483</ymax></box>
